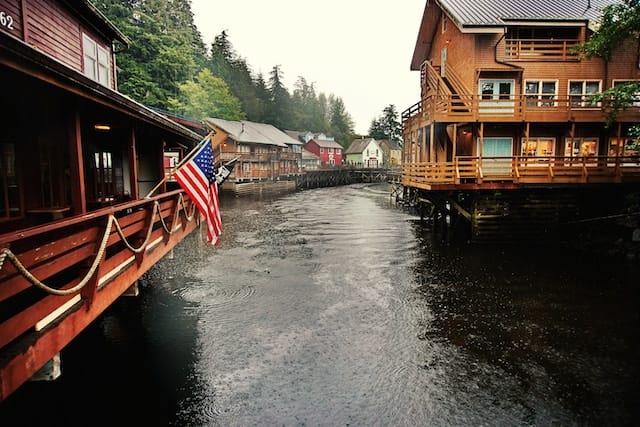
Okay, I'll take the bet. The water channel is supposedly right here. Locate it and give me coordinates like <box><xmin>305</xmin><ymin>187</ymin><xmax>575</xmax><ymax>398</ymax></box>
<box><xmin>1</xmin><ymin>183</ymin><xmax>639</xmax><ymax>426</ymax></box>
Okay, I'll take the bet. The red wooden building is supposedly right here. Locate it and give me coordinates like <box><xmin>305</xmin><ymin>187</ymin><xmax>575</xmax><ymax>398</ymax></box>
<box><xmin>303</xmin><ymin>138</ymin><xmax>344</xmax><ymax>166</ymax></box>
<box><xmin>0</xmin><ymin>0</ymin><xmax>203</xmax><ymax>400</ymax></box>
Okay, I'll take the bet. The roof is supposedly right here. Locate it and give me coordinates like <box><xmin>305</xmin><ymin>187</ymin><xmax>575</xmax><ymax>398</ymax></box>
<box><xmin>440</xmin><ymin>0</ymin><xmax>618</xmax><ymax>27</ymax></box>
<box><xmin>307</xmin><ymin>138</ymin><xmax>344</xmax><ymax>149</ymax></box>
<box><xmin>282</xmin><ymin>130</ymin><xmax>305</xmax><ymax>145</ymax></box>
<box><xmin>346</xmin><ymin>138</ymin><xmax>378</xmax><ymax>154</ymax></box>
<box><xmin>302</xmin><ymin>148</ymin><xmax>320</xmax><ymax>160</ymax></box>
<box><xmin>0</xmin><ymin>30</ymin><xmax>199</xmax><ymax>141</ymax></box>
<box><xmin>72</xmin><ymin>0</ymin><xmax>131</xmax><ymax>46</ymax></box>
<box><xmin>204</xmin><ymin>118</ymin><xmax>299</xmax><ymax>147</ymax></box>
<box><xmin>411</xmin><ymin>0</ymin><xmax>621</xmax><ymax>70</ymax></box>
<box><xmin>378</xmin><ymin>139</ymin><xmax>402</xmax><ymax>150</ymax></box>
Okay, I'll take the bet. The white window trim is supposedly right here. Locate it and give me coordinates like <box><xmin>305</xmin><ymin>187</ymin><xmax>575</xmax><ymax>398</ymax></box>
<box><xmin>524</xmin><ymin>79</ymin><xmax>558</xmax><ymax>107</ymax></box>
<box><xmin>83</xmin><ymin>33</ymin><xmax>110</xmax><ymax>87</ymax></box>
<box><xmin>568</xmin><ymin>80</ymin><xmax>602</xmax><ymax>108</ymax></box>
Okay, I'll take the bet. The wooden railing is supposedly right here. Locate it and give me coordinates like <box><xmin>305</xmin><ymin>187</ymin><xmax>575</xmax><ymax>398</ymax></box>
<box><xmin>0</xmin><ymin>190</ymin><xmax>200</xmax><ymax>399</ymax></box>
<box><xmin>401</xmin><ymin>94</ymin><xmax>639</xmax><ymax>125</ymax></box>
<box><xmin>402</xmin><ymin>156</ymin><xmax>640</xmax><ymax>186</ymax></box>
<box><xmin>504</xmin><ymin>38</ymin><xmax>579</xmax><ymax>61</ymax></box>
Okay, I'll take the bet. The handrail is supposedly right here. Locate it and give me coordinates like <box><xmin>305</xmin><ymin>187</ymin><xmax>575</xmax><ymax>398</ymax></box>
<box><xmin>402</xmin><ymin>156</ymin><xmax>640</xmax><ymax>186</ymax></box>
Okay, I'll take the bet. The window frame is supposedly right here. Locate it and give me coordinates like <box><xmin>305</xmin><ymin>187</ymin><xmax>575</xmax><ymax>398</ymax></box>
<box><xmin>612</xmin><ymin>80</ymin><xmax>640</xmax><ymax>107</ymax></box>
<box><xmin>524</xmin><ymin>79</ymin><xmax>558</xmax><ymax>107</ymax></box>
<box><xmin>568</xmin><ymin>80</ymin><xmax>602</xmax><ymax>108</ymax></box>
<box><xmin>82</xmin><ymin>33</ymin><xmax>111</xmax><ymax>87</ymax></box>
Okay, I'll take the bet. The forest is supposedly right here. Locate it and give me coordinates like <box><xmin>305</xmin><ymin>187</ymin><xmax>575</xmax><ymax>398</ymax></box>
<box><xmin>95</xmin><ymin>0</ymin><xmax>402</xmax><ymax>147</ymax></box>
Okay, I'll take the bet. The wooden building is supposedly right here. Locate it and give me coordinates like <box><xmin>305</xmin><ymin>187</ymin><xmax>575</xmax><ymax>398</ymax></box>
<box><xmin>0</xmin><ymin>0</ymin><xmax>203</xmax><ymax>400</ymax></box>
<box><xmin>206</xmin><ymin>118</ymin><xmax>303</xmax><ymax>194</ymax></box>
<box><xmin>402</xmin><ymin>0</ymin><xmax>640</xmax><ymax>240</ymax></box>
<box><xmin>304</xmin><ymin>138</ymin><xmax>344</xmax><ymax>166</ymax></box>
<box><xmin>345</xmin><ymin>138</ymin><xmax>384</xmax><ymax>167</ymax></box>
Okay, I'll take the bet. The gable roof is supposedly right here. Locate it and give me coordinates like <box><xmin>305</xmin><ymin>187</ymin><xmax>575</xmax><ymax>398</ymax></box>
<box><xmin>411</xmin><ymin>0</ymin><xmax>620</xmax><ymax>70</ymax></box>
<box><xmin>307</xmin><ymin>138</ymin><xmax>344</xmax><ymax>149</ymax></box>
<box><xmin>346</xmin><ymin>138</ymin><xmax>378</xmax><ymax>154</ymax></box>
<box><xmin>204</xmin><ymin>118</ymin><xmax>298</xmax><ymax>147</ymax></box>
<box><xmin>378</xmin><ymin>139</ymin><xmax>402</xmax><ymax>151</ymax></box>
<box><xmin>302</xmin><ymin>148</ymin><xmax>320</xmax><ymax>160</ymax></box>
<box><xmin>283</xmin><ymin>129</ymin><xmax>306</xmax><ymax>144</ymax></box>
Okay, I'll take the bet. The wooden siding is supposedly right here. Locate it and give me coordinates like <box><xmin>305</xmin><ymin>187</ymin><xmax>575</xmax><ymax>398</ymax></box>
<box><xmin>0</xmin><ymin>0</ymin><xmax>23</xmax><ymax>38</ymax></box>
<box><xmin>2</xmin><ymin>0</ymin><xmax>116</xmax><ymax>88</ymax></box>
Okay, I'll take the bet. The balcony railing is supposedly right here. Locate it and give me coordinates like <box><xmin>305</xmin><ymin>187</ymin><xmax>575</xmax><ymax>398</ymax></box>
<box><xmin>401</xmin><ymin>94</ymin><xmax>637</xmax><ymax>125</ymax></box>
<box><xmin>504</xmin><ymin>39</ymin><xmax>580</xmax><ymax>61</ymax></box>
<box><xmin>402</xmin><ymin>156</ymin><xmax>640</xmax><ymax>186</ymax></box>
<box><xmin>0</xmin><ymin>190</ymin><xmax>200</xmax><ymax>398</ymax></box>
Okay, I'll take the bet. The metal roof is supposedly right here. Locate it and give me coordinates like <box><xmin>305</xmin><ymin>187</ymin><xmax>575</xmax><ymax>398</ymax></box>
<box><xmin>204</xmin><ymin>118</ymin><xmax>296</xmax><ymax>147</ymax></box>
<box><xmin>346</xmin><ymin>138</ymin><xmax>377</xmax><ymax>154</ymax></box>
<box><xmin>439</xmin><ymin>0</ymin><xmax>620</xmax><ymax>28</ymax></box>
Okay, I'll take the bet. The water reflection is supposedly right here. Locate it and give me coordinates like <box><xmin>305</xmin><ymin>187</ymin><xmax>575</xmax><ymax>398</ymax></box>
<box><xmin>0</xmin><ymin>184</ymin><xmax>638</xmax><ymax>426</ymax></box>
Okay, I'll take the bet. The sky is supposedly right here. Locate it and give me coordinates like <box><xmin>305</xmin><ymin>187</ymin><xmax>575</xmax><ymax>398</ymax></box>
<box><xmin>190</xmin><ymin>0</ymin><xmax>426</xmax><ymax>135</ymax></box>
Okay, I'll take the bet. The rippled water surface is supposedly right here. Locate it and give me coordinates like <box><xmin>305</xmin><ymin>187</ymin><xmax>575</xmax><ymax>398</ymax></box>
<box><xmin>1</xmin><ymin>183</ymin><xmax>639</xmax><ymax>426</ymax></box>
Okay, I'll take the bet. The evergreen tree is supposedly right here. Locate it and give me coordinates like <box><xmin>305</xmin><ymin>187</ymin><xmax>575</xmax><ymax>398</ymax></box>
<box><xmin>369</xmin><ymin>104</ymin><xmax>402</xmax><ymax>144</ymax></box>
<box><xmin>291</xmin><ymin>77</ymin><xmax>325</xmax><ymax>131</ymax></box>
<box><xmin>328</xmin><ymin>96</ymin><xmax>354</xmax><ymax>147</ymax></box>
<box><xmin>267</xmin><ymin>65</ymin><xmax>293</xmax><ymax>129</ymax></box>
<box><xmin>168</xmin><ymin>68</ymin><xmax>244</xmax><ymax>121</ymax></box>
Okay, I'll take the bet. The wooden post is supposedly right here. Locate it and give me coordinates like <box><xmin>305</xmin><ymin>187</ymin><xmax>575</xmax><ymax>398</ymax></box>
<box><xmin>430</xmin><ymin>124</ymin><xmax>435</xmax><ymax>162</ymax></box>
<box><xmin>452</xmin><ymin>123</ymin><xmax>457</xmax><ymax>162</ymax></box>
<box><xmin>67</xmin><ymin>110</ymin><xmax>86</xmax><ymax>214</ymax></box>
<box><xmin>128</xmin><ymin>128</ymin><xmax>139</xmax><ymax>200</ymax></box>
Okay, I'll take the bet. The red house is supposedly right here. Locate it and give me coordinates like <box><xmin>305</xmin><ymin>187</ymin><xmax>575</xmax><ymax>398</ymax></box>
<box><xmin>303</xmin><ymin>138</ymin><xmax>344</xmax><ymax>166</ymax></box>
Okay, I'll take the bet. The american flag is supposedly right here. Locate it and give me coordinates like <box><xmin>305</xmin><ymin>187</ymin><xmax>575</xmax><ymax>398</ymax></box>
<box><xmin>174</xmin><ymin>140</ymin><xmax>222</xmax><ymax>245</ymax></box>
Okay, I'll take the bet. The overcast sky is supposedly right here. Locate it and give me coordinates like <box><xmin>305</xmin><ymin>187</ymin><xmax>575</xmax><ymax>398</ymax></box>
<box><xmin>190</xmin><ymin>0</ymin><xmax>426</xmax><ymax>135</ymax></box>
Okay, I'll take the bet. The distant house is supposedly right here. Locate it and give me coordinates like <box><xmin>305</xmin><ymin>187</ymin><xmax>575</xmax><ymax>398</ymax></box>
<box><xmin>205</xmin><ymin>118</ymin><xmax>302</xmax><ymax>184</ymax></box>
<box><xmin>345</xmin><ymin>138</ymin><xmax>383</xmax><ymax>167</ymax></box>
<box><xmin>304</xmin><ymin>138</ymin><xmax>344</xmax><ymax>166</ymax></box>
<box><xmin>301</xmin><ymin>148</ymin><xmax>321</xmax><ymax>170</ymax></box>
<box><xmin>377</xmin><ymin>139</ymin><xmax>402</xmax><ymax>166</ymax></box>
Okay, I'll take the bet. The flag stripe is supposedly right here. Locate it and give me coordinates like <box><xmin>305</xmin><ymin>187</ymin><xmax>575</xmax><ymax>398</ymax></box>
<box><xmin>173</xmin><ymin>140</ymin><xmax>221</xmax><ymax>245</ymax></box>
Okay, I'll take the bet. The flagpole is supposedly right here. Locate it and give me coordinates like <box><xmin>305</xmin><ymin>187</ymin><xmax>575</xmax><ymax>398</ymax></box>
<box><xmin>145</xmin><ymin>130</ymin><xmax>214</xmax><ymax>198</ymax></box>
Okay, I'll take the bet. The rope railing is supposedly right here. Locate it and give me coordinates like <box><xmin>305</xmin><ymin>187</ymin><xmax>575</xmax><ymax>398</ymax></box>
<box><xmin>0</xmin><ymin>193</ymin><xmax>198</xmax><ymax>296</ymax></box>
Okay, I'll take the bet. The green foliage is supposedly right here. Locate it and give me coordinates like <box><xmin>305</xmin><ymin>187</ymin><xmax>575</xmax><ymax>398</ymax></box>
<box><xmin>575</xmin><ymin>0</ymin><xmax>640</xmax><ymax>134</ymax></box>
<box><xmin>369</xmin><ymin>104</ymin><xmax>402</xmax><ymax>144</ymax></box>
<box><xmin>328</xmin><ymin>96</ymin><xmax>355</xmax><ymax>147</ymax></box>
<box><xmin>98</xmin><ymin>1</ymin><xmax>355</xmax><ymax>134</ymax></box>
<box><xmin>168</xmin><ymin>69</ymin><xmax>244</xmax><ymax>121</ymax></box>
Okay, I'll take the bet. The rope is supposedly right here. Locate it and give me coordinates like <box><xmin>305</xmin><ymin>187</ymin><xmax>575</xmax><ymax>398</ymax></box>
<box><xmin>0</xmin><ymin>196</ymin><xmax>199</xmax><ymax>296</ymax></box>
<box><xmin>0</xmin><ymin>215</ymin><xmax>114</xmax><ymax>296</ymax></box>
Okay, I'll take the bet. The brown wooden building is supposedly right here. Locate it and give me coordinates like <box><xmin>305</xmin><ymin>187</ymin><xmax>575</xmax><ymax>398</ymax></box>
<box><xmin>402</xmin><ymin>0</ymin><xmax>640</xmax><ymax>240</ymax></box>
<box><xmin>0</xmin><ymin>0</ymin><xmax>203</xmax><ymax>400</ymax></box>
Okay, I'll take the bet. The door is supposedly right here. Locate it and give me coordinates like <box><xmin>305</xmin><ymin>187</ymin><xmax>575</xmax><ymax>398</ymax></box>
<box><xmin>478</xmin><ymin>137</ymin><xmax>513</xmax><ymax>174</ymax></box>
<box><xmin>479</xmin><ymin>80</ymin><xmax>514</xmax><ymax>114</ymax></box>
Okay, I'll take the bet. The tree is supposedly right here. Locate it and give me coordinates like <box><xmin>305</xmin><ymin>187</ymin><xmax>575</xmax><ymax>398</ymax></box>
<box><xmin>328</xmin><ymin>96</ymin><xmax>354</xmax><ymax>147</ymax></box>
<box><xmin>168</xmin><ymin>69</ymin><xmax>244</xmax><ymax>121</ymax></box>
<box><xmin>266</xmin><ymin>65</ymin><xmax>293</xmax><ymax>129</ymax></box>
<box><xmin>369</xmin><ymin>104</ymin><xmax>402</xmax><ymax>144</ymax></box>
<box><xmin>291</xmin><ymin>77</ymin><xmax>326</xmax><ymax>131</ymax></box>
<box><xmin>575</xmin><ymin>0</ymin><xmax>640</xmax><ymax>136</ymax></box>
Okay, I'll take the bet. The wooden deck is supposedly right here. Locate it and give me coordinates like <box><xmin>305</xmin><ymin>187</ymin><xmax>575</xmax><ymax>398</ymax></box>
<box><xmin>0</xmin><ymin>190</ymin><xmax>201</xmax><ymax>400</ymax></box>
<box><xmin>402</xmin><ymin>156</ymin><xmax>640</xmax><ymax>190</ymax></box>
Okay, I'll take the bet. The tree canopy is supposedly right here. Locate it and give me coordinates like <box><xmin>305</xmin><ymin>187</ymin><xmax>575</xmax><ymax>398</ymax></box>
<box><xmin>97</xmin><ymin>0</ymin><xmax>369</xmax><ymax>146</ymax></box>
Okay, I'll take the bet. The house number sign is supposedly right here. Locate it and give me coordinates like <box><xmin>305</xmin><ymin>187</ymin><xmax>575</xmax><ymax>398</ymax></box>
<box><xmin>1</xmin><ymin>10</ymin><xmax>15</xmax><ymax>30</ymax></box>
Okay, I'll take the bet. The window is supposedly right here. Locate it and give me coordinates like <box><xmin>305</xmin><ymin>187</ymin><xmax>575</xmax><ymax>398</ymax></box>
<box><xmin>569</xmin><ymin>80</ymin><xmax>601</xmax><ymax>107</ymax></box>
<box><xmin>480</xmin><ymin>80</ymin><xmax>514</xmax><ymax>100</ymax></box>
<box><xmin>565</xmin><ymin>138</ymin><xmax>598</xmax><ymax>157</ymax></box>
<box><xmin>609</xmin><ymin>137</ymin><xmax>640</xmax><ymax>157</ymax></box>
<box><xmin>442</xmin><ymin>15</ymin><xmax>447</xmax><ymax>33</ymax></box>
<box><xmin>521</xmin><ymin>137</ymin><xmax>555</xmax><ymax>157</ymax></box>
<box><xmin>83</xmin><ymin>34</ymin><xmax>110</xmax><ymax>86</ymax></box>
<box><xmin>320</xmin><ymin>147</ymin><xmax>324</xmax><ymax>153</ymax></box>
<box><xmin>525</xmin><ymin>80</ymin><xmax>557</xmax><ymax>107</ymax></box>
<box><xmin>328</xmin><ymin>148</ymin><xmax>333</xmax><ymax>154</ymax></box>
<box><xmin>0</xmin><ymin>142</ymin><xmax>20</xmax><ymax>219</ymax></box>
<box><xmin>612</xmin><ymin>80</ymin><xmax>640</xmax><ymax>107</ymax></box>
